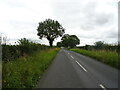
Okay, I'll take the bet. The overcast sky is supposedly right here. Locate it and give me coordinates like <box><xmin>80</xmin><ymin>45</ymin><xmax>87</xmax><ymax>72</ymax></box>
<box><xmin>0</xmin><ymin>0</ymin><xmax>119</xmax><ymax>46</ymax></box>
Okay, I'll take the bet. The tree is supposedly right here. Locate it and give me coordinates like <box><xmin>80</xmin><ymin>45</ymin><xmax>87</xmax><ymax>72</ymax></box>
<box><xmin>57</xmin><ymin>42</ymin><xmax>62</xmax><ymax>47</ymax></box>
<box><xmin>17</xmin><ymin>38</ymin><xmax>34</xmax><ymax>55</ymax></box>
<box><xmin>61</xmin><ymin>34</ymin><xmax>70</xmax><ymax>47</ymax></box>
<box><xmin>37</xmin><ymin>19</ymin><xmax>65</xmax><ymax>47</ymax></box>
<box><xmin>18</xmin><ymin>38</ymin><xmax>31</xmax><ymax>46</ymax></box>
<box><xmin>61</xmin><ymin>34</ymin><xmax>80</xmax><ymax>48</ymax></box>
<box><xmin>94</xmin><ymin>41</ymin><xmax>104</xmax><ymax>49</ymax></box>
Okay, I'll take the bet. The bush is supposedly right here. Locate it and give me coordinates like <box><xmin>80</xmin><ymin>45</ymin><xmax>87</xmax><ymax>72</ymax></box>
<box><xmin>2</xmin><ymin>45</ymin><xmax>21</xmax><ymax>62</ymax></box>
<box><xmin>2</xmin><ymin>38</ymin><xmax>49</xmax><ymax>62</ymax></box>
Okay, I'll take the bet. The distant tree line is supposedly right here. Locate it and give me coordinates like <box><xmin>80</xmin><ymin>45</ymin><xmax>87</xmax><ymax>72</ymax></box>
<box><xmin>78</xmin><ymin>41</ymin><xmax>118</xmax><ymax>52</ymax></box>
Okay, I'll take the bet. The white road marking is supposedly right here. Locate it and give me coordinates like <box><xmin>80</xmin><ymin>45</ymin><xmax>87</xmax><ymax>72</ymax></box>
<box><xmin>99</xmin><ymin>84</ymin><xmax>106</xmax><ymax>90</ymax></box>
<box><xmin>71</xmin><ymin>56</ymin><xmax>74</xmax><ymax>59</ymax></box>
<box><xmin>75</xmin><ymin>61</ymin><xmax>87</xmax><ymax>72</ymax></box>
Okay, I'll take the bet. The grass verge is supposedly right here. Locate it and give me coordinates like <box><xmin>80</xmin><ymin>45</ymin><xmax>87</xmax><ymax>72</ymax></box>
<box><xmin>70</xmin><ymin>49</ymin><xmax>119</xmax><ymax>69</ymax></box>
<box><xmin>3</xmin><ymin>48</ymin><xmax>59</xmax><ymax>88</ymax></box>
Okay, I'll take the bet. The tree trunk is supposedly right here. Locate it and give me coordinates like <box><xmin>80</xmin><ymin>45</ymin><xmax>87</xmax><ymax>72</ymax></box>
<box><xmin>49</xmin><ymin>40</ymin><xmax>53</xmax><ymax>47</ymax></box>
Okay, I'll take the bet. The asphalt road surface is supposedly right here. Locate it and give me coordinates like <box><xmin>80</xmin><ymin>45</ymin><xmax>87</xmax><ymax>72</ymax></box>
<box><xmin>37</xmin><ymin>49</ymin><xmax>119</xmax><ymax>89</ymax></box>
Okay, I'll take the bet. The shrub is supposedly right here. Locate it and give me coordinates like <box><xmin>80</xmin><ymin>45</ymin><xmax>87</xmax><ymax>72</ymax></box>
<box><xmin>2</xmin><ymin>38</ymin><xmax>49</xmax><ymax>62</ymax></box>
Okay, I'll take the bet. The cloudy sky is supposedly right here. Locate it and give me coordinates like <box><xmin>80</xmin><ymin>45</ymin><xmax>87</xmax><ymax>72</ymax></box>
<box><xmin>0</xmin><ymin>0</ymin><xmax>119</xmax><ymax>46</ymax></box>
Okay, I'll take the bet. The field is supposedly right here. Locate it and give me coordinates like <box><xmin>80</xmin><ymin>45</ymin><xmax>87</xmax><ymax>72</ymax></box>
<box><xmin>3</xmin><ymin>48</ymin><xmax>59</xmax><ymax>88</ymax></box>
<box><xmin>70</xmin><ymin>48</ymin><xmax>119</xmax><ymax>69</ymax></box>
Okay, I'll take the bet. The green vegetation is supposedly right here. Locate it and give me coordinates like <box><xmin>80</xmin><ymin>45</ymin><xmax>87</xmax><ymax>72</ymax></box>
<box><xmin>37</xmin><ymin>19</ymin><xmax>65</xmax><ymax>47</ymax></box>
<box><xmin>2</xmin><ymin>38</ymin><xmax>49</xmax><ymax>62</ymax></box>
<box><xmin>57</xmin><ymin>34</ymin><xmax>80</xmax><ymax>48</ymax></box>
<box><xmin>3</xmin><ymin>48</ymin><xmax>59</xmax><ymax>88</ymax></box>
<box><xmin>70</xmin><ymin>48</ymin><xmax>119</xmax><ymax>69</ymax></box>
<box><xmin>78</xmin><ymin>41</ymin><xmax>118</xmax><ymax>52</ymax></box>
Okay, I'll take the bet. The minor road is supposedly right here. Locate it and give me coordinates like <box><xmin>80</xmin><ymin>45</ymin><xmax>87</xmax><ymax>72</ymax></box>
<box><xmin>37</xmin><ymin>49</ymin><xmax>119</xmax><ymax>89</ymax></box>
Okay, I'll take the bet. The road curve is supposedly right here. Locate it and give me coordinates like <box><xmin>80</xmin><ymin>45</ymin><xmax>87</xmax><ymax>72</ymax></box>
<box><xmin>37</xmin><ymin>49</ymin><xmax>119</xmax><ymax>89</ymax></box>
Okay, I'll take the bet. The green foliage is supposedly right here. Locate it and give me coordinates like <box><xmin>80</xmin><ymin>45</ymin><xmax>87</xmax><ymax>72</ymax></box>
<box><xmin>57</xmin><ymin>42</ymin><xmax>62</xmax><ymax>47</ymax></box>
<box><xmin>70</xmin><ymin>49</ymin><xmax>119</xmax><ymax>69</ymax></box>
<box><xmin>68</xmin><ymin>35</ymin><xmax>80</xmax><ymax>48</ymax></box>
<box><xmin>58</xmin><ymin>34</ymin><xmax>80</xmax><ymax>48</ymax></box>
<box><xmin>94</xmin><ymin>41</ymin><xmax>104</xmax><ymax>50</ymax></box>
<box><xmin>37</xmin><ymin>19</ymin><xmax>65</xmax><ymax>47</ymax></box>
<box><xmin>2</xmin><ymin>38</ymin><xmax>49</xmax><ymax>62</ymax></box>
<box><xmin>3</xmin><ymin>48</ymin><xmax>59</xmax><ymax>88</ymax></box>
<box><xmin>78</xmin><ymin>41</ymin><xmax>118</xmax><ymax>52</ymax></box>
<box><xmin>2</xmin><ymin>45</ymin><xmax>21</xmax><ymax>62</ymax></box>
<box><xmin>18</xmin><ymin>38</ymin><xmax>43</xmax><ymax>55</ymax></box>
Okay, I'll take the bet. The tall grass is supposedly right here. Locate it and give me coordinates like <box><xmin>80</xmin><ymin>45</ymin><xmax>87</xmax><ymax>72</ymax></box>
<box><xmin>70</xmin><ymin>49</ymin><xmax>119</xmax><ymax>69</ymax></box>
<box><xmin>3</xmin><ymin>48</ymin><xmax>59</xmax><ymax>88</ymax></box>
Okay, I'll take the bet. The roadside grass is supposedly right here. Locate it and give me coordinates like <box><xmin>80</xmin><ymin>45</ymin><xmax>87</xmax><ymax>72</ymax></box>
<box><xmin>3</xmin><ymin>48</ymin><xmax>59</xmax><ymax>88</ymax></box>
<box><xmin>70</xmin><ymin>49</ymin><xmax>119</xmax><ymax>69</ymax></box>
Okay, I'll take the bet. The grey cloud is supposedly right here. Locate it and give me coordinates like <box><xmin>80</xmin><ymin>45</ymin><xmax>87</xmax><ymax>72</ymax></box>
<box><xmin>51</xmin><ymin>1</ymin><xmax>114</xmax><ymax>31</ymax></box>
<box><xmin>80</xmin><ymin>23</ymin><xmax>95</xmax><ymax>30</ymax></box>
<box><xmin>50</xmin><ymin>1</ymin><xmax>84</xmax><ymax>28</ymax></box>
<box><xmin>78</xmin><ymin>28</ymin><xmax>118</xmax><ymax>42</ymax></box>
<box><xmin>95</xmin><ymin>13</ymin><xmax>113</xmax><ymax>26</ymax></box>
<box><xmin>105</xmin><ymin>30</ymin><xmax>118</xmax><ymax>39</ymax></box>
<box><xmin>95</xmin><ymin>14</ymin><xmax>109</xmax><ymax>25</ymax></box>
<box><xmin>107</xmin><ymin>33</ymin><xmax>118</xmax><ymax>39</ymax></box>
<box><xmin>81</xmin><ymin>13</ymin><xmax>113</xmax><ymax>30</ymax></box>
<box><xmin>78</xmin><ymin>32</ymin><xmax>102</xmax><ymax>40</ymax></box>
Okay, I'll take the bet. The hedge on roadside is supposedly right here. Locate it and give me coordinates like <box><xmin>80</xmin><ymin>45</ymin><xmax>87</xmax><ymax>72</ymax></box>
<box><xmin>2</xmin><ymin>38</ymin><xmax>49</xmax><ymax>62</ymax></box>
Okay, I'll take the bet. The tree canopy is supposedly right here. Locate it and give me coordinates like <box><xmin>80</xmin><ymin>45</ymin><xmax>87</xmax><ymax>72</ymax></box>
<box><xmin>37</xmin><ymin>19</ymin><xmax>65</xmax><ymax>47</ymax></box>
<box><xmin>94</xmin><ymin>41</ymin><xmax>104</xmax><ymax>49</ymax></box>
<box><xmin>57</xmin><ymin>34</ymin><xmax>80</xmax><ymax>48</ymax></box>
